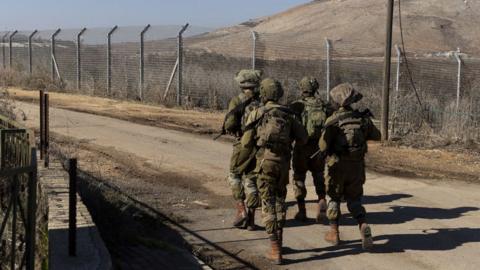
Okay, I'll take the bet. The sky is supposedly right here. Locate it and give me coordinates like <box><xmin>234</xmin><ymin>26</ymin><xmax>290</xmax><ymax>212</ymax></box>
<box><xmin>1</xmin><ymin>0</ymin><xmax>311</xmax><ymax>31</ymax></box>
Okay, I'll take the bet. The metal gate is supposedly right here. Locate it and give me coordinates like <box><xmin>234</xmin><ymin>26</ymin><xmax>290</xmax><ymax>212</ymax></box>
<box><xmin>1</xmin><ymin>116</ymin><xmax>37</xmax><ymax>270</ymax></box>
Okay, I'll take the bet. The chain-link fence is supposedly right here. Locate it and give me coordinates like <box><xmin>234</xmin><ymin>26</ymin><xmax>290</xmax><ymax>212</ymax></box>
<box><xmin>1</xmin><ymin>25</ymin><xmax>479</xmax><ymax>143</ymax></box>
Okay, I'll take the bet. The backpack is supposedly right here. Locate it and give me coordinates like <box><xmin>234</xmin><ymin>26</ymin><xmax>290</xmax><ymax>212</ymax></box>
<box><xmin>334</xmin><ymin>111</ymin><xmax>368</xmax><ymax>156</ymax></box>
<box><xmin>301</xmin><ymin>99</ymin><xmax>327</xmax><ymax>140</ymax></box>
<box><xmin>256</xmin><ymin>107</ymin><xmax>292</xmax><ymax>148</ymax></box>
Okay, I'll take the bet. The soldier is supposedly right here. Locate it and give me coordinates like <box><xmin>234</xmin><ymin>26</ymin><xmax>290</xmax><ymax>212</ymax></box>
<box><xmin>318</xmin><ymin>83</ymin><xmax>381</xmax><ymax>250</ymax></box>
<box><xmin>289</xmin><ymin>77</ymin><xmax>330</xmax><ymax>222</ymax></box>
<box><xmin>241</xmin><ymin>78</ymin><xmax>307</xmax><ymax>264</ymax></box>
<box><xmin>223</xmin><ymin>69</ymin><xmax>263</xmax><ymax>230</ymax></box>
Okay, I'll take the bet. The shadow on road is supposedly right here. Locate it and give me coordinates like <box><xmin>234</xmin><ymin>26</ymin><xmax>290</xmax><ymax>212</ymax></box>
<box><xmin>283</xmin><ymin>227</ymin><xmax>480</xmax><ymax>265</ymax></box>
<box><xmin>285</xmin><ymin>193</ymin><xmax>413</xmax><ymax>208</ymax></box>
<box><xmin>341</xmin><ymin>206</ymin><xmax>479</xmax><ymax>226</ymax></box>
<box><xmin>362</xmin><ymin>193</ymin><xmax>413</xmax><ymax>205</ymax></box>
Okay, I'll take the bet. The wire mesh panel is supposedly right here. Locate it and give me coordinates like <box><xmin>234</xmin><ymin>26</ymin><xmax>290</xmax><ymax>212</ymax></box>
<box><xmin>110</xmin><ymin>26</ymin><xmax>142</xmax><ymax>100</ymax></box>
<box><xmin>31</xmin><ymin>31</ymin><xmax>53</xmax><ymax>78</ymax></box>
<box><xmin>81</xmin><ymin>28</ymin><xmax>108</xmax><ymax>96</ymax></box>
<box><xmin>393</xmin><ymin>52</ymin><xmax>462</xmax><ymax>139</ymax></box>
<box><xmin>330</xmin><ymin>41</ymin><xmax>389</xmax><ymax>118</ymax></box>
<box><xmin>256</xmin><ymin>33</ymin><xmax>327</xmax><ymax>104</ymax></box>
<box><xmin>460</xmin><ymin>58</ymin><xmax>480</xmax><ymax>141</ymax></box>
<box><xmin>0</xmin><ymin>31</ymin><xmax>7</xmax><ymax>70</ymax></box>
<box><xmin>10</xmin><ymin>32</ymin><xmax>29</xmax><ymax>74</ymax></box>
<box><xmin>184</xmin><ymin>30</ymin><xmax>252</xmax><ymax>108</ymax></box>
<box><xmin>4</xmin><ymin>33</ymin><xmax>12</xmax><ymax>71</ymax></box>
<box><xmin>144</xmin><ymin>26</ymin><xmax>180</xmax><ymax>105</ymax></box>
<box><xmin>56</xmin><ymin>29</ymin><xmax>78</xmax><ymax>90</ymax></box>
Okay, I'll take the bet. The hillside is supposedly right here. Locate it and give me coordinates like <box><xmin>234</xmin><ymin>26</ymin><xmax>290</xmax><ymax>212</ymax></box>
<box><xmin>187</xmin><ymin>0</ymin><xmax>480</xmax><ymax>58</ymax></box>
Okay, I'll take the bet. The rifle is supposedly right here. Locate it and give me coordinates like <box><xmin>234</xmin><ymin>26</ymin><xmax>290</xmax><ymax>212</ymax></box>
<box><xmin>213</xmin><ymin>96</ymin><xmax>255</xmax><ymax>141</ymax></box>
<box><xmin>310</xmin><ymin>148</ymin><xmax>327</xmax><ymax>160</ymax></box>
<box><xmin>213</xmin><ymin>129</ymin><xmax>226</xmax><ymax>141</ymax></box>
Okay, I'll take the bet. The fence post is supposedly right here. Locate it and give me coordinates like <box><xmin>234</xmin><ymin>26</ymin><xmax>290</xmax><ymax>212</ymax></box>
<box><xmin>454</xmin><ymin>48</ymin><xmax>462</xmax><ymax>113</ymax></box>
<box><xmin>325</xmin><ymin>38</ymin><xmax>331</xmax><ymax>101</ymax></box>
<box><xmin>107</xmin><ymin>25</ymin><xmax>118</xmax><ymax>96</ymax></box>
<box><xmin>39</xmin><ymin>90</ymin><xmax>45</xmax><ymax>160</ymax></box>
<box><xmin>76</xmin><ymin>28</ymin><xmax>86</xmax><ymax>90</ymax></box>
<box><xmin>26</xmin><ymin>147</ymin><xmax>38</xmax><ymax>270</ymax></box>
<box><xmin>51</xmin><ymin>28</ymin><xmax>61</xmax><ymax>81</ymax></box>
<box><xmin>177</xmin><ymin>23</ymin><xmax>189</xmax><ymax>106</ymax></box>
<box><xmin>44</xmin><ymin>92</ymin><xmax>49</xmax><ymax>168</ymax></box>
<box><xmin>1</xmin><ymin>32</ymin><xmax>9</xmax><ymax>69</ymax></box>
<box><xmin>28</xmin><ymin>30</ymin><xmax>38</xmax><ymax>75</ymax></box>
<box><xmin>69</xmin><ymin>158</ymin><xmax>77</xmax><ymax>256</ymax></box>
<box><xmin>139</xmin><ymin>24</ymin><xmax>150</xmax><ymax>101</ymax></box>
<box><xmin>395</xmin><ymin>45</ymin><xmax>402</xmax><ymax>93</ymax></box>
<box><xmin>9</xmin><ymin>30</ymin><xmax>18</xmax><ymax>69</ymax></box>
<box><xmin>251</xmin><ymin>31</ymin><xmax>257</xmax><ymax>70</ymax></box>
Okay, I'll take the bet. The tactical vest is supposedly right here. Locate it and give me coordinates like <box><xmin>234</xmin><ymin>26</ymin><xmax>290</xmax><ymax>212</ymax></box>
<box><xmin>256</xmin><ymin>107</ymin><xmax>292</xmax><ymax>153</ymax></box>
<box><xmin>330</xmin><ymin>110</ymin><xmax>368</xmax><ymax>159</ymax></box>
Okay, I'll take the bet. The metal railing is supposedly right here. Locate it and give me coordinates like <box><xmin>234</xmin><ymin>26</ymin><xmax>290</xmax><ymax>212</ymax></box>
<box><xmin>0</xmin><ymin>115</ymin><xmax>37</xmax><ymax>270</ymax></box>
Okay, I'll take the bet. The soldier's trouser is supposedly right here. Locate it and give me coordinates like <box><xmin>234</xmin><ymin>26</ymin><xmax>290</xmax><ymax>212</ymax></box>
<box><xmin>243</xmin><ymin>171</ymin><xmax>260</xmax><ymax>209</ymax></box>
<box><xmin>324</xmin><ymin>156</ymin><xmax>366</xmax><ymax>225</ymax></box>
<box><xmin>228</xmin><ymin>141</ymin><xmax>260</xmax><ymax>208</ymax></box>
<box><xmin>227</xmin><ymin>172</ymin><xmax>245</xmax><ymax>202</ymax></box>
<box><xmin>257</xmin><ymin>159</ymin><xmax>289</xmax><ymax>235</ymax></box>
<box><xmin>292</xmin><ymin>142</ymin><xmax>326</xmax><ymax>201</ymax></box>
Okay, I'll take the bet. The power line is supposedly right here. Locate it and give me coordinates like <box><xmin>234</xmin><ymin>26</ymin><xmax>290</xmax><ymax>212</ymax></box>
<box><xmin>397</xmin><ymin>0</ymin><xmax>427</xmax><ymax>123</ymax></box>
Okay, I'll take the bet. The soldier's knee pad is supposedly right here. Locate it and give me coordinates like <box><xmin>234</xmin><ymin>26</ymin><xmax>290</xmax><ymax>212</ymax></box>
<box><xmin>347</xmin><ymin>200</ymin><xmax>366</xmax><ymax>219</ymax></box>
<box><xmin>326</xmin><ymin>201</ymin><xmax>341</xmax><ymax>221</ymax></box>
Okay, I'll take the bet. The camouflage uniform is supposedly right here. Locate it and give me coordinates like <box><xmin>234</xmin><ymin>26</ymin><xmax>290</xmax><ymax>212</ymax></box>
<box><xmin>242</xmin><ymin>78</ymin><xmax>307</xmax><ymax>264</ymax></box>
<box><xmin>318</xmin><ymin>83</ymin><xmax>381</xmax><ymax>249</ymax></box>
<box><xmin>290</xmin><ymin>97</ymin><xmax>328</xmax><ymax>196</ymax></box>
<box><xmin>290</xmin><ymin>86</ymin><xmax>331</xmax><ymax>221</ymax></box>
<box><xmin>224</xmin><ymin>69</ymin><xmax>262</xmax><ymax>229</ymax></box>
<box><xmin>226</xmin><ymin>92</ymin><xmax>260</xmax><ymax>209</ymax></box>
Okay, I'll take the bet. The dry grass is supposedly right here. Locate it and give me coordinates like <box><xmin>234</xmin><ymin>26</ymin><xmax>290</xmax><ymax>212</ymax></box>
<box><xmin>7</xmin><ymin>87</ymin><xmax>224</xmax><ymax>135</ymax></box>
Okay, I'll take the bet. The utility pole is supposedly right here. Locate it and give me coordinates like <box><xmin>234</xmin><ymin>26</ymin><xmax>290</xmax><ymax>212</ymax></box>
<box><xmin>381</xmin><ymin>0</ymin><xmax>394</xmax><ymax>141</ymax></box>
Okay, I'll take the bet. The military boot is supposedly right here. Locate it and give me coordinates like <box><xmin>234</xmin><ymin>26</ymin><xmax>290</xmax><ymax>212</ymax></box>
<box><xmin>316</xmin><ymin>198</ymin><xmax>327</xmax><ymax>223</ymax></box>
<box><xmin>294</xmin><ymin>200</ymin><xmax>307</xmax><ymax>222</ymax></box>
<box><xmin>267</xmin><ymin>233</ymin><xmax>282</xmax><ymax>265</ymax></box>
<box><xmin>277</xmin><ymin>229</ymin><xmax>283</xmax><ymax>251</ymax></box>
<box><xmin>324</xmin><ymin>224</ymin><xmax>340</xmax><ymax>246</ymax></box>
<box><xmin>360</xmin><ymin>223</ymin><xmax>373</xmax><ymax>250</ymax></box>
<box><xmin>246</xmin><ymin>208</ymin><xmax>257</xmax><ymax>231</ymax></box>
<box><xmin>233</xmin><ymin>201</ymin><xmax>247</xmax><ymax>228</ymax></box>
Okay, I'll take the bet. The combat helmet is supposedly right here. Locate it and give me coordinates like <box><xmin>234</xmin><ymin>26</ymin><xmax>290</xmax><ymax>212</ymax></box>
<box><xmin>329</xmin><ymin>83</ymin><xmax>363</xmax><ymax>107</ymax></box>
<box><xmin>260</xmin><ymin>78</ymin><xmax>284</xmax><ymax>102</ymax></box>
<box><xmin>234</xmin><ymin>69</ymin><xmax>262</xmax><ymax>89</ymax></box>
<box><xmin>299</xmin><ymin>76</ymin><xmax>319</xmax><ymax>95</ymax></box>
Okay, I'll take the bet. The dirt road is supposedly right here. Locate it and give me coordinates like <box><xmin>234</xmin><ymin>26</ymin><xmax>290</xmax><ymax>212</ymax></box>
<box><xmin>16</xmin><ymin>101</ymin><xmax>480</xmax><ymax>270</ymax></box>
